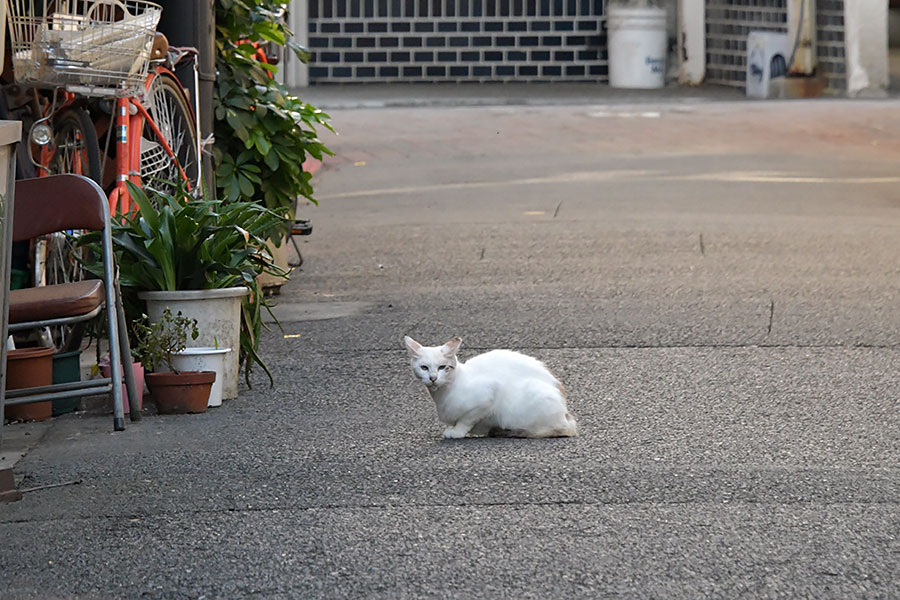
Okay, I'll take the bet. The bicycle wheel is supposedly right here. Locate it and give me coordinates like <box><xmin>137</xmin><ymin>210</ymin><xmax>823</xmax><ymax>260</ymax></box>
<box><xmin>41</xmin><ymin>231</ymin><xmax>88</xmax><ymax>352</ymax></box>
<box><xmin>40</xmin><ymin>106</ymin><xmax>98</xmax><ymax>351</ymax></box>
<box><xmin>43</xmin><ymin>230</ymin><xmax>84</xmax><ymax>286</ymax></box>
<box><xmin>49</xmin><ymin>106</ymin><xmax>102</xmax><ymax>184</ymax></box>
<box><xmin>43</xmin><ymin>107</ymin><xmax>98</xmax><ymax>290</ymax></box>
<box><xmin>29</xmin><ymin>229</ymin><xmax>88</xmax><ymax>352</ymax></box>
<box><xmin>142</xmin><ymin>70</ymin><xmax>200</xmax><ymax>195</ymax></box>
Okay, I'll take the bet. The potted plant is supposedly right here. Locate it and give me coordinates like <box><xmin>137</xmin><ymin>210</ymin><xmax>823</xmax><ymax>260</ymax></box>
<box><xmin>78</xmin><ymin>181</ymin><xmax>289</xmax><ymax>396</ymax></box>
<box><xmin>214</xmin><ymin>0</ymin><xmax>333</xmax><ymax>214</ymax></box>
<box><xmin>214</xmin><ymin>0</ymin><xmax>334</xmax><ymax>281</ymax></box>
<box><xmin>133</xmin><ymin>309</ymin><xmax>215</xmax><ymax>414</ymax></box>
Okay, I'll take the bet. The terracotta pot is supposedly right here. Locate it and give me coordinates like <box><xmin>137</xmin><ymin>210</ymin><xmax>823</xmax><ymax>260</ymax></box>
<box><xmin>145</xmin><ymin>370</ymin><xmax>215</xmax><ymax>415</ymax></box>
<box><xmin>5</xmin><ymin>347</ymin><xmax>55</xmax><ymax>422</ymax></box>
<box><xmin>100</xmin><ymin>358</ymin><xmax>145</xmax><ymax>414</ymax></box>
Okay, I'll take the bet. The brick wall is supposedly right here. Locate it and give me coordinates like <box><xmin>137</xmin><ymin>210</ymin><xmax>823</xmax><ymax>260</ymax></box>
<box><xmin>705</xmin><ymin>0</ymin><xmax>846</xmax><ymax>95</ymax></box>
<box><xmin>815</xmin><ymin>0</ymin><xmax>846</xmax><ymax>93</ymax></box>
<box><xmin>307</xmin><ymin>0</ymin><xmax>608</xmax><ymax>83</ymax></box>
<box><xmin>705</xmin><ymin>0</ymin><xmax>789</xmax><ymax>87</ymax></box>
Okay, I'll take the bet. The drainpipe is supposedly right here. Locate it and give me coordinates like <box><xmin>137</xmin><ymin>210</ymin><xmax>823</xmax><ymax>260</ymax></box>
<box><xmin>787</xmin><ymin>0</ymin><xmax>817</xmax><ymax>75</ymax></box>
<box><xmin>155</xmin><ymin>0</ymin><xmax>216</xmax><ymax>192</ymax></box>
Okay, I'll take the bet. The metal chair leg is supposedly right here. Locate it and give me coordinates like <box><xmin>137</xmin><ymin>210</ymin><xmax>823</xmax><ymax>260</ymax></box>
<box><xmin>105</xmin><ymin>286</ymin><xmax>125</xmax><ymax>432</ymax></box>
<box><xmin>115</xmin><ymin>280</ymin><xmax>141</xmax><ymax>421</ymax></box>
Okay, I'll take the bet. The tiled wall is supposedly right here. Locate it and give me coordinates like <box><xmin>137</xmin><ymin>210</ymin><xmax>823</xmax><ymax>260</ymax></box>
<box><xmin>307</xmin><ymin>0</ymin><xmax>608</xmax><ymax>83</ymax></box>
<box><xmin>815</xmin><ymin>0</ymin><xmax>846</xmax><ymax>93</ymax></box>
<box><xmin>704</xmin><ymin>0</ymin><xmax>789</xmax><ymax>87</ymax></box>
<box><xmin>704</xmin><ymin>0</ymin><xmax>846</xmax><ymax>95</ymax></box>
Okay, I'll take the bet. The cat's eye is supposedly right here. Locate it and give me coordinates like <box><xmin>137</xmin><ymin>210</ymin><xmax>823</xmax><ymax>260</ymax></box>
<box><xmin>438</xmin><ymin>365</ymin><xmax>447</xmax><ymax>371</ymax></box>
<box><xmin>419</xmin><ymin>365</ymin><xmax>429</xmax><ymax>371</ymax></box>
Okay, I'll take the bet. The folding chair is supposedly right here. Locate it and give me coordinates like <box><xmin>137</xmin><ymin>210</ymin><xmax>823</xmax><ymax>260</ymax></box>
<box><xmin>2</xmin><ymin>174</ymin><xmax>140</xmax><ymax>431</ymax></box>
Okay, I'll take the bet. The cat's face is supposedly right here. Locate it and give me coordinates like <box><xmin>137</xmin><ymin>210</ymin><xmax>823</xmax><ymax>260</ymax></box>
<box><xmin>404</xmin><ymin>336</ymin><xmax>460</xmax><ymax>390</ymax></box>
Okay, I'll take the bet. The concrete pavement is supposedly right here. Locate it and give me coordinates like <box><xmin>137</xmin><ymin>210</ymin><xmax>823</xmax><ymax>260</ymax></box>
<box><xmin>291</xmin><ymin>81</ymin><xmax>746</xmax><ymax>110</ymax></box>
<box><xmin>1</xmin><ymin>87</ymin><xmax>899</xmax><ymax>598</ymax></box>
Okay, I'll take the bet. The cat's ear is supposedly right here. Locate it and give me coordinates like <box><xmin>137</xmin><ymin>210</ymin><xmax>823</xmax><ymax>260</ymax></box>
<box><xmin>404</xmin><ymin>336</ymin><xmax>423</xmax><ymax>357</ymax></box>
<box><xmin>442</xmin><ymin>337</ymin><xmax>462</xmax><ymax>355</ymax></box>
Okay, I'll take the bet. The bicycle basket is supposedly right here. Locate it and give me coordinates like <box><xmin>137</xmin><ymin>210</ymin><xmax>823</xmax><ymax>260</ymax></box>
<box><xmin>5</xmin><ymin>0</ymin><xmax>162</xmax><ymax>96</ymax></box>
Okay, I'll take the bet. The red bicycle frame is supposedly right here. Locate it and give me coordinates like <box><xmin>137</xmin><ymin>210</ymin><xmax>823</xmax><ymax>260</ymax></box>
<box><xmin>108</xmin><ymin>66</ymin><xmax>193</xmax><ymax>214</ymax></box>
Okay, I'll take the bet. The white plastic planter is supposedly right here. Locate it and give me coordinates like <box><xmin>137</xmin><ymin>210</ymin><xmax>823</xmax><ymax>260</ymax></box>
<box><xmin>138</xmin><ymin>287</ymin><xmax>248</xmax><ymax>400</ymax></box>
<box><xmin>169</xmin><ymin>347</ymin><xmax>232</xmax><ymax>407</ymax></box>
<box><xmin>607</xmin><ymin>5</ymin><xmax>667</xmax><ymax>89</ymax></box>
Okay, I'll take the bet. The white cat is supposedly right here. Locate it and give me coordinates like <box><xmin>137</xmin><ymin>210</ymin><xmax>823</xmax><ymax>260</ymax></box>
<box><xmin>404</xmin><ymin>336</ymin><xmax>578</xmax><ymax>439</ymax></box>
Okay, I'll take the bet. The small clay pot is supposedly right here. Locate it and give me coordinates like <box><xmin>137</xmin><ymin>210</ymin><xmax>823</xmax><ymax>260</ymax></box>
<box><xmin>4</xmin><ymin>347</ymin><xmax>56</xmax><ymax>422</ymax></box>
<box><xmin>145</xmin><ymin>370</ymin><xmax>215</xmax><ymax>414</ymax></box>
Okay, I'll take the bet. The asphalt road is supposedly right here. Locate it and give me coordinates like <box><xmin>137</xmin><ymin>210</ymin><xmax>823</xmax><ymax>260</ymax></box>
<box><xmin>1</xmin><ymin>93</ymin><xmax>898</xmax><ymax>598</ymax></box>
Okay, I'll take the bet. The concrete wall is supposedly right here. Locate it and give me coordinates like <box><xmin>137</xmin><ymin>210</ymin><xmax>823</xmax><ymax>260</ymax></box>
<box><xmin>677</xmin><ymin>0</ymin><xmax>704</xmax><ymax>84</ymax></box>
<box><xmin>283</xmin><ymin>0</ymin><xmax>308</xmax><ymax>88</ymax></box>
<box><xmin>844</xmin><ymin>0</ymin><xmax>888</xmax><ymax>96</ymax></box>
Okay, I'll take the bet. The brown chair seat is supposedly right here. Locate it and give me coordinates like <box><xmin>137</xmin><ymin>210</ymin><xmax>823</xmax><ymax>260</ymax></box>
<box><xmin>8</xmin><ymin>279</ymin><xmax>104</xmax><ymax>324</ymax></box>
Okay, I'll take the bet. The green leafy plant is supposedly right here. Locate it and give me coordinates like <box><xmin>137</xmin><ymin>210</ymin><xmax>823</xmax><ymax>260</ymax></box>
<box><xmin>79</xmin><ymin>181</ymin><xmax>289</xmax><ymax>384</ymax></box>
<box><xmin>214</xmin><ymin>0</ymin><xmax>334</xmax><ymax>219</ymax></box>
<box><xmin>132</xmin><ymin>309</ymin><xmax>199</xmax><ymax>373</ymax></box>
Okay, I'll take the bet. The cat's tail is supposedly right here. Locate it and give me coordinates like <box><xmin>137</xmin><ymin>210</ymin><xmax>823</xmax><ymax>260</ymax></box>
<box><xmin>540</xmin><ymin>411</ymin><xmax>579</xmax><ymax>437</ymax></box>
<box><xmin>555</xmin><ymin>382</ymin><xmax>578</xmax><ymax>437</ymax></box>
<box><xmin>561</xmin><ymin>411</ymin><xmax>579</xmax><ymax>437</ymax></box>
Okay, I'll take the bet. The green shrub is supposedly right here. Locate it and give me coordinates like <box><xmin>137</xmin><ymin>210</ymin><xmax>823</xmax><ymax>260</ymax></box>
<box><xmin>214</xmin><ymin>0</ymin><xmax>333</xmax><ymax>221</ymax></box>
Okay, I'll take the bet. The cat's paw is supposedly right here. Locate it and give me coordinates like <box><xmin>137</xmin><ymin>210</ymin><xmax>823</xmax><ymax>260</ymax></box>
<box><xmin>443</xmin><ymin>427</ymin><xmax>468</xmax><ymax>439</ymax></box>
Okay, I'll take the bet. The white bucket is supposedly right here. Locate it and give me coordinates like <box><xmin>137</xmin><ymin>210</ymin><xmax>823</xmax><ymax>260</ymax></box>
<box><xmin>169</xmin><ymin>347</ymin><xmax>232</xmax><ymax>407</ymax></box>
<box><xmin>139</xmin><ymin>287</ymin><xmax>248</xmax><ymax>400</ymax></box>
<box><xmin>606</xmin><ymin>6</ymin><xmax>667</xmax><ymax>89</ymax></box>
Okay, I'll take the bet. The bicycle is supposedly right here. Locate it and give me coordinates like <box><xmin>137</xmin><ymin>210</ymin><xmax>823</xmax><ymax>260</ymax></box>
<box><xmin>3</xmin><ymin>0</ymin><xmax>201</xmax><ymax>348</ymax></box>
<box><xmin>5</xmin><ymin>0</ymin><xmax>201</xmax><ymax>208</ymax></box>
